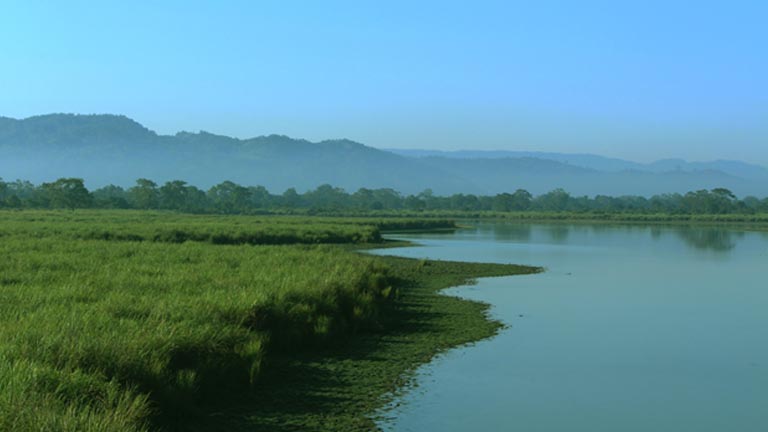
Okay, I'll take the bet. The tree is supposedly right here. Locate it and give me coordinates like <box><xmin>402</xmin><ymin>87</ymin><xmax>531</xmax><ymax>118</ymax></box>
<box><xmin>0</xmin><ymin>178</ymin><xmax>6</xmax><ymax>208</ymax></box>
<box><xmin>159</xmin><ymin>180</ymin><xmax>190</xmax><ymax>210</ymax></box>
<box><xmin>373</xmin><ymin>188</ymin><xmax>402</xmax><ymax>209</ymax></box>
<box><xmin>418</xmin><ymin>189</ymin><xmax>438</xmax><ymax>209</ymax></box>
<box><xmin>129</xmin><ymin>178</ymin><xmax>159</xmax><ymax>209</ymax></box>
<box><xmin>682</xmin><ymin>189</ymin><xmax>721</xmax><ymax>214</ymax></box>
<box><xmin>281</xmin><ymin>188</ymin><xmax>302</xmax><ymax>208</ymax></box>
<box><xmin>352</xmin><ymin>188</ymin><xmax>375</xmax><ymax>209</ymax></box>
<box><xmin>649</xmin><ymin>193</ymin><xmax>684</xmax><ymax>213</ymax></box>
<box><xmin>404</xmin><ymin>194</ymin><xmax>426</xmax><ymax>211</ymax></box>
<box><xmin>305</xmin><ymin>184</ymin><xmax>348</xmax><ymax>210</ymax></box>
<box><xmin>534</xmin><ymin>188</ymin><xmax>571</xmax><ymax>211</ymax></box>
<box><xmin>6</xmin><ymin>180</ymin><xmax>38</xmax><ymax>205</ymax></box>
<box><xmin>710</xmin><ymin>188</ymin><xmax>737</xmax><ymax>214</ymax></box>
<box><xmin>182</xmin><ymin>185</ymin><xmax>209</xmax><ymax>213</ymax></box>
<box><xmin>5</xmin><ymin>195</ymin><xmax>21</xmax><ymax>209</ymax></box>
<box><xmin>450</xmin><ymin>193</ymin><xmax>480</xmax><ymax>211</ymax></box>
<box><xmin>510</xmin><ymin>189</ymin><xmax>532</xmax><ymax>211</ymax></box>
<box><xmin>42</xmin><ymin>178</ymin><xmax>92</xmax><ymax>210</ymax></box>
<box><xmin>208</xmin><ymin>181</ymin><xmax>250</xmax><ymax>213</ymax></box>
<box><xmin>248</xmin><ymin>185</ymin><xmax>271</xmax><ymax>209</ymax></box>
<box><xmin>92</xmin><ymin>185</ymin><xmax>130</xmax><ymax>209</ymax></box>
<box><xmin>742</xmin><ymin>196</ymin><xmax>762</xmax><ymax>213</ymax></box>
<box><xmin>492</xmin><ymin>193</ymin><xmax>514</xmax><ymax>212</ymax></box>
<box><xmin>491</xmin><ymin>190</ymin><xmax>532</xmax><ymax>212</ymax></box>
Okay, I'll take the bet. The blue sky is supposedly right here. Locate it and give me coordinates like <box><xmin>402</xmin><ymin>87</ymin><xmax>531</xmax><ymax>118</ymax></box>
<box><xmin>1</xmin><ymin>0</ymin><xmax>766</xmax><ymax>164</ymax></box>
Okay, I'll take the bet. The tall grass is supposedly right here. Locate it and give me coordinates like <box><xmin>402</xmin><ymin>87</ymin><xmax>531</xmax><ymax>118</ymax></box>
<box><xmin>0</xmin><ymin>210</ymin><xmax>458</xmax><ymax>245</ymax></box>
<box><xmin>0</xmin><ymin>211</ymin><xmax>401</xmax><ymax>430</ymax></box>
<box><xmin>295</xmin><ymin>209</ymin><xmax>768</xmax><ymax>225</ymax></box>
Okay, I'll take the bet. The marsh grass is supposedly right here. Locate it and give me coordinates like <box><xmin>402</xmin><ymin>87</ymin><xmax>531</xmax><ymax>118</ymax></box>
<box><xmin>0</xmin><ymin>211</ymin><xmax>404</xmax><ymax>430</ymax></box>
<box><xmin>0</xmin><ymin>210</ymin><xmax>528</xmax><ymax>431</ymax></box>
<box><xmin>196</xmin><ymin>256</ymin><xmax>542</xmax><ymax>431</ymax></box>
<box><xmin>0</xmin><ymin>210</ymin><xmax>457</xmax><ymax>245</ymax></box>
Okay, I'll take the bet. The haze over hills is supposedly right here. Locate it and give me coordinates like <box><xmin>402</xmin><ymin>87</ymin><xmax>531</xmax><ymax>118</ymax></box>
<box><xmin>388</xmin><ymin>149</ymin><xmax>768</xmax><ymax>181</ymax></box>
<box><xmin>2</xmin><ymin>114</ymin><xmax>767</xmax><ymax>197</ymax></box>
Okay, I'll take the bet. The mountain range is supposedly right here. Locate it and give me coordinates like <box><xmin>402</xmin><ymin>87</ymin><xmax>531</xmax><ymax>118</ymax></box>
<box><xmin>1</xmin><ymin>114</ymin><xmax>766</xmax><ymax>197</ymax></box>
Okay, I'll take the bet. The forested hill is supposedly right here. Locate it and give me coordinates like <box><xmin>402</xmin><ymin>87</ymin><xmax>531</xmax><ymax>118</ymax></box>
<box><xmin>1</xmin><ymin>113</ymin><xmax>766</xmax><ymax>197</ymax></box>
<box><xmin>0</xmin><ymin>114</ymin><xmax>474</xmax><ymax>194</ymax></box>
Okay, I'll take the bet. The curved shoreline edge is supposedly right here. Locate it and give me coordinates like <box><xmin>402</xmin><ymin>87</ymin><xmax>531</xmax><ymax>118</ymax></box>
<box><xmin>0</xmin><ymin>209</ymin><xmax>540</xmax><ymax>431</ymax></box>
<box><xmin>204</xmin><ymin>250</ymin><xmax>542</xmax><ymax>431</ymax></box>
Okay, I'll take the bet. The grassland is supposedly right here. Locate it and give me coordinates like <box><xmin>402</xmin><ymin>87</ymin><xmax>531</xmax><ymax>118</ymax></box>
<box><xmin>0</xmin><ymin>210</ymin><xmax>458</xmax><ymax>245</ymax></box>
<box><xmin>305</xmin><ymin>209</ymin><xmax>768</xmax><ymax>226</ymax></box>
<box><xmin>0</xmin><ymin>210</ymin><xmax>538</xmax><ymax>431</ymax></box>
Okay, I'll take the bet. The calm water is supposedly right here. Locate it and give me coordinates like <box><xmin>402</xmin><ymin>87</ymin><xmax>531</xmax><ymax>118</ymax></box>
<box><xmin>371</xmin><ymin>222</ymin><xmax>768</xmax><ymax>432</ymax></box>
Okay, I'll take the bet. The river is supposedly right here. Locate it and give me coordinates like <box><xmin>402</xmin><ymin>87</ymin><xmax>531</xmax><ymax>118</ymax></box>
<box><xmin>371</xmin><ymin>222</ymin><xmax>768</xmax><ymax>432</ymax></box>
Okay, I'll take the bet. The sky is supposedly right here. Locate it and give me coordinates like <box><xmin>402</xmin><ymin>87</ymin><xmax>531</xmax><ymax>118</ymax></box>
<box><xmin>1</xmin><ymin>0</ymin><xmax>766</xmax><ymax>164</ymax></box>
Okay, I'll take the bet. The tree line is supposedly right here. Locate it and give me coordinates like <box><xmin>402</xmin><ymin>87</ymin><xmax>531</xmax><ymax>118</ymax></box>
<box><xmin>1</xmin><ymin>177</ymin><xmax>767</xmax><ymax>214</ymax></box>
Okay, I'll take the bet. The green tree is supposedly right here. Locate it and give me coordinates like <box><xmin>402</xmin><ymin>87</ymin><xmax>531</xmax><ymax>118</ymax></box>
<box><xmin>208</xmin><ymin>181</ymin><xmax>251</xmax><ymax>214</ymax></box>
<box><xmin>129</xmin><ymin>178</ymin><xmax>159</xmax><ymax>209</ymax></box>
<box><xmin>742</xmin><ymin>196</ymin><xmax>761</xmax><ymax>213</ymax></box>
<box><xmin>7</xmin><ymin>180</ymin><xmax>38</xmax><ymax>205</ymax></box>
<box><xmin>182</xmin><ymin>185</ymin><xmax>209</xmax><ymax>213</ymax></box>
<box><xmin>248</xmin><ymin>185</ymin><xmax>271</xmax><ymax>209</ymax></box>
<box><xmin>404</xmin><ymin>194</ymin><xmax>426</xmax><ymax>211</ymax></box>
<box><xmin>510</xmin><ymin>189</ymin><xmax>532</xmax><ymax>210</ymax></box>
<box><xmin>5</xmin><ymin>194</ymin><xmax>22</xmax><ymax>208</ymax></box>
<box><xmin>682</xmin><ymin>190</ymin><xmax>714</xmax><ymax>213</ymax></box>
<box><xmin>92</xmin><ymin>185</ymin><xmax>130</xmax><ymax>209</ymax></box>
<box><xmin>0</xmin><ymin>178</ymin><xmax>7</xmax><ymax>207</ymax></box>
<box><xmin>649</xmin><ymin>193</ymin><xmax>684</xmax><ymax>213</ymax></box>
<box><xmin>710</xmin><ymin>188</ymin><xmax>737</xmax><ymax>214</ymax></box>
<box><xmin>418</xmin><ymin>189</ymin><xmax>438</xmax><ymax>210</ymax></box>
<box><xmin>42</xmin><ymin>178</ymin><xmax>92</xmax><ymax>210</ymax></box>
<box><xmin>159</xmin><ymin>180</ymin><xmax>190</xmax><ymax>210</ymax></box>
<box><xmin>492</xmin><ymin>193</ymin><xmax>514</xmax><ymax>212</ymax></box>
<box><xmin>352</xmin><ymin>188</ymin><xmax>376</xmax><ymax>209</ymax></box>
<box><xmin>372</xmin><ymin>188</ymin><xmax>402</xmax><ymax>209</ymax></box>
<box><xmin>450</xmin><ymin>194</ymin><xmax>480</xmax><ymax>211</ymax></box>
<box><xmin>281</xmin><ymin>187</ymin><xmax>302</xmax><ymax>208</ymax></box>
<box><xmin>534</xmin><ymin>188</ymin><xmax>571</xmax><ymax>211</ymax></box>
<box><xmin>305</xmin><ymin>184</ymin><xmax>348</xmax><ymax>210</ymax></box>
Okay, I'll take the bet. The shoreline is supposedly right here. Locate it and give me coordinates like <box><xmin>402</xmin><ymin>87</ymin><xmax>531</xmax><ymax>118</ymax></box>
<box><xmin>199</xmin><ymin>251</ymin><xmax>541</xmax><ymax>431</ymax></box>
<box><xmin>461</xmin><ymin>216</ymin><xmax>768</xmax><ymax>230</ymax></box>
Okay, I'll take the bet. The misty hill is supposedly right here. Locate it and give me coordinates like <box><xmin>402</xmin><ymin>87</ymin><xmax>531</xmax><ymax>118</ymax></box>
<box><xmin>1</xmin><ymin>114</ymin><xmax>766</xmax><ymax>197</ymax></box>
<box><xmin>0</xmin><ymin>114</ymin><xmax>474</xmax><ymax>194</ymax></box>
<box><xmin>389</xmin><ymin>149</ymin><xmax>768</xmax><ymax>181</ymax></box>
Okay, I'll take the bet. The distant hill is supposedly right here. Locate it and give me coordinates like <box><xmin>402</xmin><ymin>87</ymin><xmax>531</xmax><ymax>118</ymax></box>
<box><xmin>0</xmin><ymin>114</ymin><xmax>472</xmax><ymax>194</ymax></box>
<box><xmin>389</xmin><ymin>149</ymin><xmax>768</xmax><ymax>181</ymax></box>
<box><xmin>1</xmin><ymin>114</ymin><xmax>766</xmax><ymax>197</ymax></box>
<box><xmin>387</xmin><ymin>149</ymin><xmax>645</xmax><ymax>173</ymax></box>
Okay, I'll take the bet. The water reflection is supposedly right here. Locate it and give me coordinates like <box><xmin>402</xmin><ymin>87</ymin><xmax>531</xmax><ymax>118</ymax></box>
<box><xmin>545</xmin><ymin>225</ymin><xmax>570</xmax><ymax>243</ymax></box>
<box><xmin>673</xmin><ymin>227</ymin><xmax>744</xmax><ymax>252</ymax></box>
<box><xmin>483</xmin><ymin>222</ymin><xmax>748</xmax><ymax>253</ymax></box>
<box><xmin>487</xmin><ymin>223</ymin><xmax>532</xmax><ymax>242</ymax></box>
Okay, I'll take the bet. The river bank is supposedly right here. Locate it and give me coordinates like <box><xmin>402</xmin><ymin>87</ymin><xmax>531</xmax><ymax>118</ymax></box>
<box><xmin>0</xmin><ymin>211</ymin><xmax>539</xmax><ymax>431</ymax></box>
<box><xmin>197</xmin><ymin>255</ymin><xmax>540</xmax><ymax>431</ymax></box>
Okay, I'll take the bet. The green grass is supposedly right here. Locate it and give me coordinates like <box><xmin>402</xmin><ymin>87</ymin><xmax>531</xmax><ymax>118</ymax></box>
<box><xmin>0</xmin><ymin>210</ymin><xmax>536</xmax><ymax>431</ymax></box>
<box><xmin>294</xmin><ymin>208</ymin><xmax>768</xmax><ymax>225</ymax></box>
<box><xmin>195</xmin><ymin>256</ymin><xmax>540</xmax><ymax>431</ymax></box>
<box><xmin>0</xmin><ymin>210</ymin><xmax>457</xmax><ymax>245</ymax></box>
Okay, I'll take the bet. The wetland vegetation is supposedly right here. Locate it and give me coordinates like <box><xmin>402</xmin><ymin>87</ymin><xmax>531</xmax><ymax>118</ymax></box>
<box><xmin>0</xmin><ymin>210</ymin><xmax>538</xmax><ymax>431</ymax></box>
<box><xmin>1</xmin><ymin>190</ymin><xmax>763</xmax><ymax>431</ymax></box>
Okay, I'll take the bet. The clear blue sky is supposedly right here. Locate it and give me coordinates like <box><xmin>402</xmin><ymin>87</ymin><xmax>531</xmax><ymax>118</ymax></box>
<box><xmin>1</xmin><ymin>0</ymin><xmax>766</xmax><ymax>164</ymax></box>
